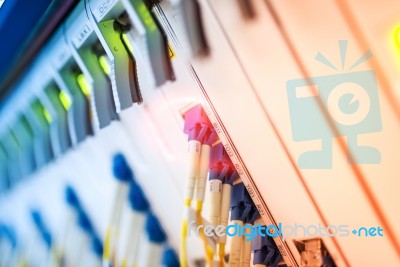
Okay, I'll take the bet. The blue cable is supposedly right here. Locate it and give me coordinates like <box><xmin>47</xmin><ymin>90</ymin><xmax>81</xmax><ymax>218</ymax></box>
<box><xmin>30</xmin><ymin>210</ymin><xmax>52</xmax><ymax>249</ymax></box>
<box><xmin>112</xmin><ymin>153</ymin><xmax>135</xmax><ymax>183</ymax></box>
<box><xmin>128</xmin><ymin>180</ymin><xmax>150</xmax><ymax>212</ymax></box>
<box><xmin>162</xmin><ymin>247</ymin><xmax>180</xmax><ymax>267</ymax></box>
<box><xmin>145</xmin><ymin>212</ymin><xmax>167</xmax><ymax>244</ymax></box>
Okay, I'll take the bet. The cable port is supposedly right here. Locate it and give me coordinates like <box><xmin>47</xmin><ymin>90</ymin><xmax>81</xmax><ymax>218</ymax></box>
<box><xmin>293</xmin><ymin>238</ymin><xmax>336</xmax><ymax>267</ymax></box>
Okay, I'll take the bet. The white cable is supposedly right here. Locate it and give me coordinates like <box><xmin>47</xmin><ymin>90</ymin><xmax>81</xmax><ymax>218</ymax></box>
<box><xmin>185</xmin><ymin>140</ymin><xmax>201</xmax><ymax>202</ymax></box>
<box><xmin>27</xmin><ymin>227</ymin><xmax>47</xmax><ymax>267</ymax></box>
<box><xmin>47</xmin><ymin>246</ymin><xmax>61</xmax><ymax>267</ymax></box>
<box><xmin>208</xmin><ymin>178</ymin><xmax>222</xmax><ymax>227</ymax></box>
<box><xmin>252</xmin><ymin>218</ymin><xmax>267</xmax><ymax>267</ymax></box>
<box><xmin>61</xmin><ymin>208</ymin><xmax>76</xmax><ymax>267</ymax></box>
<box><xmin>229</xmin><ymin>220</ymin><xmax>244</xmax><ymax>267</ymax></box>
<box><xmin>140</xmin><ymin>241</ymin><xmax>163</xmax><ymax>267</ymax></box>
<box><xmin>105</xmin><ymin>181</ymin><xmax>129</xmax><ymax>264</ymax></box>
<box><xmin>109</xmin><ymin>182</ymin><xmax>129</xmax><ymax>232</ymax></box>
<box><xmin>121</xmin><ymin>211</ymin><xmax>146</xmax><ymax>267</ymax></box>
<box><xmin>240</xmin><ymin>223</ymin><xmax>252</xmax><ymax>267</ymax></box>
<box><xmin>195</xmin><ymin>144</ymin><xmax>211</xmax><ymax>203</ymax></box>
<box><xmin>72</xmin><ymin>228</ymin><xmax>90</xmax><ymax>267</ymax></box>
<box><xmin>0</xmin><ymin>240</ymin><xmax>11</xmax><ymax>267</ymax></box>
<box><xmin>219</xmin><ymin>183</ymin><xmax>232</xmax><ymax>245</ymax></box>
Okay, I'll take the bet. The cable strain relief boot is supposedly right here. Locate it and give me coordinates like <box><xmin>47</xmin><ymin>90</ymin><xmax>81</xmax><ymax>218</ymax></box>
<box><xmin>230</xmin><ymin>183</ymin><xmax>252</xmax><ymax>221</ymax></box>
<box><xmin>246</xmin><ymin>209</ymin><xmax>260</xmax><ymax>225</ymax></box>
<box><xmin>92</xmin><ymin>236</ymin><xmax>103</xmax><ymax>259</ymax></box>
<box><xmin>224</xmin><ymin>170</ymin><xmax>238</xmax><ymax>185</ymax></box>
<box><xmin>162</xmin><ymin>247</ymin><xmax>180</xmax><ymax>267</ymax></box>
<box><xmin>112</xmin><ymin>153</ymin><xmax>135</xmax><ymax>183</ymax></box>
<box><xmin>128</xmin><ymin>181</ymin><xmax>150</xmax><ymax>212</ymax></box>
<box><xmin>146</xmin><ymin>213</ymin><xmax>167</xmax><ymax>244</ymax></box>
<box><xmin>252</xmin><ymin>234</ymin><xmax>282</xmax><ymax>266</ymax></box>
<box><xmin>77</xmin><ymin>210</ymin><xmax>94</xmax><ymax>236</ymax></box>
<box><xmin>65</xmin><ymin>185</ymin><xmax>81</xmax><ymax>209</ymax></box>
<box><xmin>183</xmin><ymin>105</ymin><xmax>212</xmax><ymax>142</ymax></box>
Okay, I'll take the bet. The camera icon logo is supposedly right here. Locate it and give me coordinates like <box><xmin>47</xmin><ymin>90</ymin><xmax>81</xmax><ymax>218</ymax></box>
<box><xmin>286</xmin><ymin>41</ymin><xmax>382</xmax><ymax>169</ymax></box>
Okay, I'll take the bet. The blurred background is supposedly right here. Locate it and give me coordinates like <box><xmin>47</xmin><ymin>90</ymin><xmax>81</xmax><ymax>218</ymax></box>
<box><xmin>0</xmin><ymin>0</ymin><xmax>399</xmax><ymax>266</ymax></box>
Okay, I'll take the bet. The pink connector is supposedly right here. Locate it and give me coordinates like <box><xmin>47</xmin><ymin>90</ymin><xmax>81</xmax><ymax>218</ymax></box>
<box><xmin>183</xmin><ymin>104</ymin><xmax>216</xmax><ymax>143</ymax></box>
<box><xmin>209</xmin><ymin>143</ymin><xmax>235</xmax><ymax>183</ymax></box>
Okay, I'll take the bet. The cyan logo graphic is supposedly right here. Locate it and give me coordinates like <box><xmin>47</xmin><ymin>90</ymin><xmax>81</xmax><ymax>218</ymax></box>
<box><xmin>287</xmin><ymin>40</ymin><xmax>382</xmax><ymax>169</ymax></box>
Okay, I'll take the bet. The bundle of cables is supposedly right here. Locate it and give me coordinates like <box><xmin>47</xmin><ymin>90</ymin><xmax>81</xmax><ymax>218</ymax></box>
<box><xmin>208</xmin><ymin>143</ymin><xmax>238</xmax><ymax>267</ymax></box>
<box><xmin>180</xmin><ymin>104</ymin><xmax>216</xmax><ymax>267</ymax></box>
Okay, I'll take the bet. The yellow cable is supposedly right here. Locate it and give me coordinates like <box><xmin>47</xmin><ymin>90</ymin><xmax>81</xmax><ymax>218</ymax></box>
<box><xmin>180</xmin><ymin>219</ymin><xmax>188</xmax><ymax>267</ymax></box>
<box><xmin>180</xmin><ymin>199</ymin><xmax>191</xmax><ymax>267</ymax></box>
<box><xmin>196</xmin><ymin>201</ymin><xmax>214</xmax><ymax>267</ymax></box>
<box><xmin>120</xmin><ymin>259</ymin><xmax>127</xmax><ymax>267</ymax></box>
<box><xmin>103</xmin><ymin>226</ymin><xmax>112</xmax><ymax>265</ymax></box>
<box><xmin>219</xmin><ymin>243</ymin><xmax>225</xmax><ymax>267</ymax></box>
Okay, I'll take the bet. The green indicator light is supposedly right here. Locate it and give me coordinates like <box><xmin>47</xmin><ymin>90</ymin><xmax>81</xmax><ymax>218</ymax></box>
<box><xmin>137</xmin><ymin>3</ymin><xmax>157</xmax><ymax>32</ymax></box>
<box><xmin>77</xmin><ymin>74</ymin><xmax>92</xmax><ymax>96</ymax></box>
<box><xmin>43</xmin><ymin>107</ymin><xmax>52</xmax><ymax>124</ymax></box>
<box><xmin>122</xmin><ymin>33</ymin><xmax>133</xmax><ymax>53</ymax></box>
<box><xmin>393</xmin><ymin>25</ymin><xmax>400</xmax><ymax>47</ymax></box>
<box><xmin>59</xmin><ymin>90</ymin><xmax>71</xmax><ymax>110</ymax></box>
<box><xmin>99</xmin><ymin>55</ymin><xmax>111</xmax><ymax>75</ymax></box>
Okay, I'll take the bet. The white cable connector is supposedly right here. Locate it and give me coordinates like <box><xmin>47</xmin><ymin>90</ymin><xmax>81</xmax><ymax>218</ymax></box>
<box><xmin>109</xmin><ymin>182</ymin><xmax>130</xmax><ymax>232</ymax></box>
<box><xmin>104</xmin><ymin>181</ymin><xmax>129</xmax><ymax>264</ymax></box>
<box><xmin>73</xmin><ymin>228</ymin><xmax>91</xmax><ymax>267</ymax></box>
<box><xmin>141</xmin><ymin>213</ymin><xmax>167</xmax><ymax>267</ymax></box>
<box><xmin>121</xmin><ymin>210</ymin><xmax>146</xmax><ymax>266</ymax></box>
<box><xmin>229</xmin><ymin>219</ymin><xmax>244</xmax><ymax>267</ymax></box>
<box><xmin>141</xmin><ymin>241</ymin><xmax>163</xmax><ymax>267</ymax></box>
<box><xmin>195</xmin><ymin>144</ymin><xmax>211</xmax><ymax>203</ymax></box>
<box><xmin>208</xmin><ymin>179</ymin><xmax>222</xmax><ymax>227</ymax></box>
<box><xmin>181</xmin><ymin>104</ymin><xmax>216</xmax><ymax>267</ymax></box>
<box><xmin>240</xmin><ymin>223</ymin><xmax>253</xmax><ymax>267</ymax></box>
<box><xmin>218</xmin><ymin>183</ymin><xmax>232</xmax><ymax>245</ymax></box>
<box><xmin>61</xmin><ymin>208</ymin><xmax>76</xmax><ymax>266</ymax></box>
<box><xmin>185</xmin><ymin>139</ymin><xmax>201</xmax><ymax>202</ymax></box>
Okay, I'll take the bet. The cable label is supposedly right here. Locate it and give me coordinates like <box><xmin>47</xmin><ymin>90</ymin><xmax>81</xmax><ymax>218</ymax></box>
<box><xmin>73</xmin><ymin>24</ymin><xmax>92</xmax><ymax>48</ymax></box>
<box><xmin>93</xmin><ymin>0</ymin><xmax>116</xmax><ymax>22</ymax></box>
<box><xmin>209</xmin><ymin>179</ymin><xmax>222</xmax><ymax>193</ymax></box>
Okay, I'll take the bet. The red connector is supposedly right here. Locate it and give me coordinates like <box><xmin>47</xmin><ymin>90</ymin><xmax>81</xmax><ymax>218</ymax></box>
<box><xmin>183</xmin><ymin>104</ymin><xmax>215</xmax><ymax>143</ymax></box>
<box><xmin>209</xmin><ymin>143</ymin><xmax>235</xmax><ymax>184</ymax></box>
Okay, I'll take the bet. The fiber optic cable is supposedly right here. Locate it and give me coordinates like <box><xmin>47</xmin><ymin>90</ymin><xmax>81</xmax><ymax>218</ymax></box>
<box><xmin>229</xmin><ymin>183</ymin><xmax>253</xmax><ymax>267</ymax></box>
<box><xmin>207</xmin><ymin>142</ymin><xmax>237</xmax><ymax>267</ymax></box>
<box><xmin>103</xmin><ymin>153</ymin><xmax>133</xmax><ymax>267</ymax></box>
<box><xmin>162</xmin><ymin>247</ymin><xmax>180</xmax><ymax>267</ymax></box>
<box><xmin>63</xmin><ymin>186</ymin><xmax>81</xmax><ymax>265</ymax></box>
<box><xmin>64</xmin><ymin>185</ymin><xmax>103</xmax><ymax>267</ymax></box>
<box><xmin>65</xmin><ymin>187</ymin><xmax>90</xmax><ymax>266</ymax></box>
<box><xmin>75</xmin><ymin>210</ymin><xmax>96</xmax><ymax>266</ymax></box>
<box><xmin>181</xmin><ymin>105</ymin><xmax>214</xmax><ymax>267</ymax></box>
<box><xmin>63</xmin><ymin>185</ymin><xmax>92</xmax><ymax>267</ymax></box>
<box><xmin>141</xmin><ymin>213</ymin><xmax>167</xmax><ymax>267</ymax></box>
<box><xmin>119</xmin><ymin>180</ymin><xmax>150</xmax><ymax>267</ymax></box>
<box><xmin>91</xmin><ymin>236</ymin><xmax>104</xmax><ymax>267</ymax></box>
<box><xmin>30</xmin><ymin>210</ymin><xmax>54</xmax><ymax>266</ymax></box>
<box><xmin>218</xmin><ymin>171</ymin><xmax>237</xmax><ymax>267</ymax></box>
<box><xmin>208</xmin><ymin>143</ymin><xmax>232</xmax><ymax>228</ymax></box>
<box><xmin>252</xmin><ymin>218</ymin><xmax>282</xmax><ymax>267</ymax></box>
<box><xmin>240</xmin><ymin>209</ymin><xmax>260</xmax><ymax>267</ymax></box>
<box><xmin>74</xmin><ymin>209</ymin><xmax>104</xmax><ymax>267</ymax></box>
<box><xmin>0</xmin><ymin>225</ymin><xmax>17</xmax><ymax>267</ymax></box>
<box><xmin>195</xmin><ymin>120</ymin><xmax>216</xmax><ymax>267</ymax></box>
